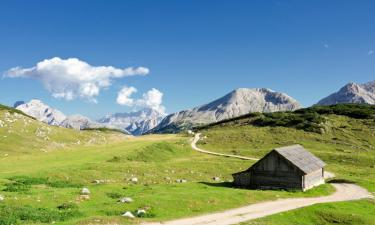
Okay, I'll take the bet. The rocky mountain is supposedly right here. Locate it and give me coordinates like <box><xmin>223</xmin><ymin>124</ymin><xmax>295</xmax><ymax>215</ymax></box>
<box><xmin>97</xmin><ymin>108</ymin><xmax>165</xmax><ymax>135</ymax></box>
<box><xmin>61</xmin><ymin>114</ymin><xmax>100</xmax><ymax>130</ymax></box>
<box><xmin>15</xmin><ymin>99</ymin><xmax>67</xmax><ymax>126</ymax></box>
<box><xmin>317</xmin><ymin>81</ymin><xmax>375</xmax><ymax>105</ymax></box>
<box><xmin>151</xmin><ymin>88</ymin><xmax>302</xmax><ymax>133</ymax></box>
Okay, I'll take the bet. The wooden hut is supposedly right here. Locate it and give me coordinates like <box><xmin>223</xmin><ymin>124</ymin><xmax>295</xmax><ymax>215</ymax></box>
<box><xmin>232</xmin><ymin>145</ymin><xmax>326</xmax><ymax>191</ymax></box>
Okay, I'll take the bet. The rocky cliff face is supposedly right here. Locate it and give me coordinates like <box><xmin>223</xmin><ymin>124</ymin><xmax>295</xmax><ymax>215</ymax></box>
<box><xmin>317</xmin><ymin>81</ymin><xmax>375</xmax><ymax>105</ymax></box>
<box><xmin>152</xmin><ymin>88</ymin><xmax>302</xmax><ymax>133</ymax></box>
<box><xmin>15</xmin><ymin>99</ymin><xmax>67</xmax><ymax>126</ymax></box>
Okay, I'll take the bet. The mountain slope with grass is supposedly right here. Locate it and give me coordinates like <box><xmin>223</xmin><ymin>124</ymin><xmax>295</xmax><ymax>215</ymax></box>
<box><xmin>0</xmin><ymin>104</ymin><xmax>126</xmax><ymax>155</ymax></box>
<box><xmin>194</xmin><ymin>104</ymin><xmax>375</xmax><ymax>224</ymax></box>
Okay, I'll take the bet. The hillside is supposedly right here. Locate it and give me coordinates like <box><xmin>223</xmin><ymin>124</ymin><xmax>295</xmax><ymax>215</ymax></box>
<box><xmin>0</xmin><ymin>104</ymin><xmax>126</xmax><ymax>155</ymax></box>
<box><xmin>195</xmin><ymin>104</ymin><xmax>375</xmax><ymax>224</ymax></box>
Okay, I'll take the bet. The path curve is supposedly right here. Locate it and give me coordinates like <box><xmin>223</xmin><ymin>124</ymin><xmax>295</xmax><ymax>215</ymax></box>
<box><xmin>143</xmin><ymin>183</ymin><xmax>371</xmax><ymax>225</ymax></box>
<box><xmin>191</xmin><ymin>133</ymin><xmax>258</xmax><ymax>161</ymax></box>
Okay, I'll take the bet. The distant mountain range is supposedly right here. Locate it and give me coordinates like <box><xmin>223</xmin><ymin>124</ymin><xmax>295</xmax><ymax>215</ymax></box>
<box><xmin>151</xmin><ymin>88</ymin><xmax>302</xmax><ymax>133</ymax></box>
<box><xmin>317</xmin><ymin>81</ymin><xmax>375</xmax><ymax>105</ymax></box>
<box><xmin>97</xmin><ymin>109</ymin><xmax>165</xmax><ymax>136</ymax></box>
<box><xmin>14</xmin><ymin>99</ymin><xmax>163</xmax><ymax>135</ymax></box>
<box><xmin>13</xmin><ymin>81</ymin><xmax>375</xmax><ymax>135</ymax></box>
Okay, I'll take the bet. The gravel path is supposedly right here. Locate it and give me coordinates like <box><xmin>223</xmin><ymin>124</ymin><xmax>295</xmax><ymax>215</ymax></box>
<box><xmin>191</xmin><ymin>133</ymin><xmax>259</xmax><ymax>160</ymax></box>
<box><xmin>143</xmin><ymin>183</ymin><xmax>372</xmax><ymax>225</ymax></box>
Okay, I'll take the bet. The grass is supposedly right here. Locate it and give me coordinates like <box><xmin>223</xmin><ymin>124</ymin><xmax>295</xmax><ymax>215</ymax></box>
<box><xmin>0</xmin><ymin>105</ymin><xmax>373</xmax><ymax>224</ymax></box>
<box><xmin>240</xmin><ymin>199</ymin><xmax>375</xmax><ymax>225</ymax></box>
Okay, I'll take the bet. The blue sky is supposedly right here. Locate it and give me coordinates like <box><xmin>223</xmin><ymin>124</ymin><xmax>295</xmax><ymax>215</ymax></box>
<box><xmin>0</xmin><ymin>0</ymin><xmax>374</xmax><ymax>119</ymax></box>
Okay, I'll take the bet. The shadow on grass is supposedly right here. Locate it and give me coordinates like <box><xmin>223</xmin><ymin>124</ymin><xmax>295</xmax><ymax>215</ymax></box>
<box><xmin>327</xmin><ymin>179</ymin><xmax>356</xmax><ymax>184</ymax></box>
<box><xmin>199</xmin><ymin>181</ymin><xmax>235</xmax><ymax>188</ymax></box>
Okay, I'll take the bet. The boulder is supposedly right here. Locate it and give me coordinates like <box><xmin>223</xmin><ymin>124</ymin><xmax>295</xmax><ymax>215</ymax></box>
<box><xmin>130</xmin><ymin>177</ymin><xmax>138</xmax><ymax>183</ymax></box>
<box><xmin>80</xmin><ymin>187</ymin><xmax>90</xmax><ymax>195</ymax></box>
<box><xmin>213</xmin><ymin>177</ymin><xmax>221</xmax><ymax>181</ymax></box>
<box><xmin>122</xmin><ymin>211</ymin><xmax>135</xmax><ymax>218</ymax></box>
<box><xmin>119</xmin><ymin>197</ymin><xmax>133</xmax><ymax>203</ymax></box>
<box><xmin>136</xmin><ymin>209</ymin><xmax>147</xmax><ymax>216</ymax></box>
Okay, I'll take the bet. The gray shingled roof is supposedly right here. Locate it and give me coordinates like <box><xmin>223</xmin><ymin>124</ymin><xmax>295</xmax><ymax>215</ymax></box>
<box><xmin>274</xmin><ymin>145</ymin><xmax>326</xmax><ymax>174</ymax></box>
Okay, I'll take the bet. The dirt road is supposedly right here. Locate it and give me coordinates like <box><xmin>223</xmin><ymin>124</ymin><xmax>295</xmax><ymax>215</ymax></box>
<box><xmin>143</xmin><ymin>183</ymin><xmax>371</xmax><ymax>225</ymax></box>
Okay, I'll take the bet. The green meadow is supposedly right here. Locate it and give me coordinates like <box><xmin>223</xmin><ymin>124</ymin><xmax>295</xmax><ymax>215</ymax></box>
<box><xmin>0</xmin><ymin>105</ymin><xmax>374</xmax><ymax>224</ymax></box>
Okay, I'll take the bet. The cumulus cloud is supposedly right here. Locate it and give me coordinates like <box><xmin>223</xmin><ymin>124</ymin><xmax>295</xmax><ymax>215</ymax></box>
<box><xmin>3</xmin><ymin>57</ymin><xmax>149</xmax><ymax>102</ymax></box>
<box><xmin>116</xmin><ymin>86</ymin><xmax>138</xmax><ymax>106</ymax></box>
<box><xmin>116</xmin><ymin>87</ymin><xmax>166</xmax><ymax>114</ymax></box>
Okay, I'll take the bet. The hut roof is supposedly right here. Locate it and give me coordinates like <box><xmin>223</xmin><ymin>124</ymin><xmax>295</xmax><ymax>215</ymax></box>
<box><xmin>274</xmin><ymin>145</ymin><xmax>325</xmax><ymax>174</ymax></box>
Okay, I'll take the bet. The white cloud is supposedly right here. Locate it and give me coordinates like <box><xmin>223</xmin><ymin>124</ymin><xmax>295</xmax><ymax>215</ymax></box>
<box><xmin>3</xmin><ymin>57</ymin><xmax>149</xmax><ymax>102</ymax></box>
<box><xmin>116</xmin><ymin>86</ymin><xmax>137</xmax><ymax>106</ymax></box>
<box><xmin>116</xmin><ymin>87</ymin><xmax>166</xmax><ymax>114</ymax></box>
<box><xmin>323</xmin><ymin>43</ymin><xmax>329</xmax><ymax>49</ymax></box>
<box><xmin>368</xmin><ymin>50</ymin><xmax>374</xmax><ymax>55</ymax></box>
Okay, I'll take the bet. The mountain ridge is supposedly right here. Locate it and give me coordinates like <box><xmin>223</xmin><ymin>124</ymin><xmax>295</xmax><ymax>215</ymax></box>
<box><xmin>151</xmin><ymin>88</ymin><xmax>302</xmax><ymax>133</ymax></box>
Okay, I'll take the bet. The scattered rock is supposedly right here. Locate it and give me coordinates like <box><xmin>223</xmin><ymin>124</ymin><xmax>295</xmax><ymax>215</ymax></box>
<box><xmin>136</xmin><ymin>209</ymin><xmax>147</xmax><ymax>216</ymax></box>
<box><xmin>92</xmin><ymin>180</ymin><xmax>101</xmax><ymax>184</ymax></box>
<box><xmin>122</xmin><ymin>211</ymin><xmax>135</xmax><ymax>218</ymax></box>
<box><xmin>213</xmin><ymin>177</ymin><xmax>220</xmax><ymax>181</ymax></box>
<box><xmin>0</xmin><ymin>195</ymin><xmax>4</xmax><ymax>201</ymax></box>
<box><xmin>80</xmin><ymin>187</ymin><xmax>91</xmax><ymax>195</ymax></box>
<box><xmin>176</xmin><ymin>179</ymin><xmax>187</xmax><ymax>183</ymax></box>
<box><xmin>130</xmin><ymin>177</ymin><xmax>138</xmax><ymax>183</ymax></box>
<box><xmin>119</xmin><ymin>197</ymin><xmax>133</xmax><ymax>203</ymax></box>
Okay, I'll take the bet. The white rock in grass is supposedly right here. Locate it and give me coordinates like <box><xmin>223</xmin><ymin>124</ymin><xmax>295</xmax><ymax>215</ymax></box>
<box><xmin>213</xmin><ymin>177</ymin><xmax>220</xmax><ymax>181</ymax></box>
<box><xmin>0</xmin><ymin>195</ymin><xmax>4</xmax><ymax>201</ymax></box>
<box><xmin>176</xmin><ymin>179</ymin><xmax>187</xmax><ymax>183</ymax></box>
<box><xmin>130</xmin><ymin>177</ymin><xmax>138</xmax><ymax>183</ymax></box>
<box><xmin>80</xmin><ymin>187</ymin><xmax>91</xmax><ymax>195</ymax></box>
<box><xmin>119</xmin><ymin>197</ymin><xmax>133</xmax><ymax>203</ymax></box>
<box><xmin>136</xmin><ymin>209</ymin><xmax>146</xmax><ymax>216</ymax></box>
<box><xmin>122</xmin><ymin>211</ymin><xmax>135</xmax><ymax>218</ymax></box>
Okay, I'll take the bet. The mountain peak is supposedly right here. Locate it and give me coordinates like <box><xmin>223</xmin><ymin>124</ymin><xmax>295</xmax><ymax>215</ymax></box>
<box><xmin>317</xmin><ymin>81</ymin><xmax>375</xmax><ymax>105</ymax></box>
<box><xmin>15</xmin><ymin>99</ymin><xmax>67</xmax><ymax>126</ymax></box>
<box><xmin>152</xmin><ymin>87</ymin><xmax>301</xmax><ymax>133</ymax></box>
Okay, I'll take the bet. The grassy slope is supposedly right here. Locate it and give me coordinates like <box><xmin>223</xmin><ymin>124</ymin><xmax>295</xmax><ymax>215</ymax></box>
<box><xmin>0</xmin><ymin>108</ymin><xmax>335</xmax><ymax>225</ymax></box>
<box><xmin>0</xmin><ymin>107</ymin><xmax>126</xmax><ymax>155</ymax></box>
<box><xmin>197</xmin><ymin>113</ymin><xmax>375</xmax><ymax>224</ymax></box>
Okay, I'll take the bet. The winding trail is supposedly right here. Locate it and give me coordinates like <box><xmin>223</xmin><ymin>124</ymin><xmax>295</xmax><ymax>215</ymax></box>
<box><xmin>143</xmin><ymin>183</ymin><xmax>371</xmax><ymax>225</ymax></box>
<box><xmin>191</xmin><ymin>133</ymin><xmax>259</xmax><ymax>161</ymax></box>
<box><xmin>141</xmin><ymin>133</ymin><xmax>372</xmax><ymax>225</ymax></box>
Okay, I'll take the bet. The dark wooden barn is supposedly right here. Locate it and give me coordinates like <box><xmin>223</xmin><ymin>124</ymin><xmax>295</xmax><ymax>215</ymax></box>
<box><xmin>232</xmin><ymin>145</ymin><xmax>326</xmax><ymax>191</ymax></box>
